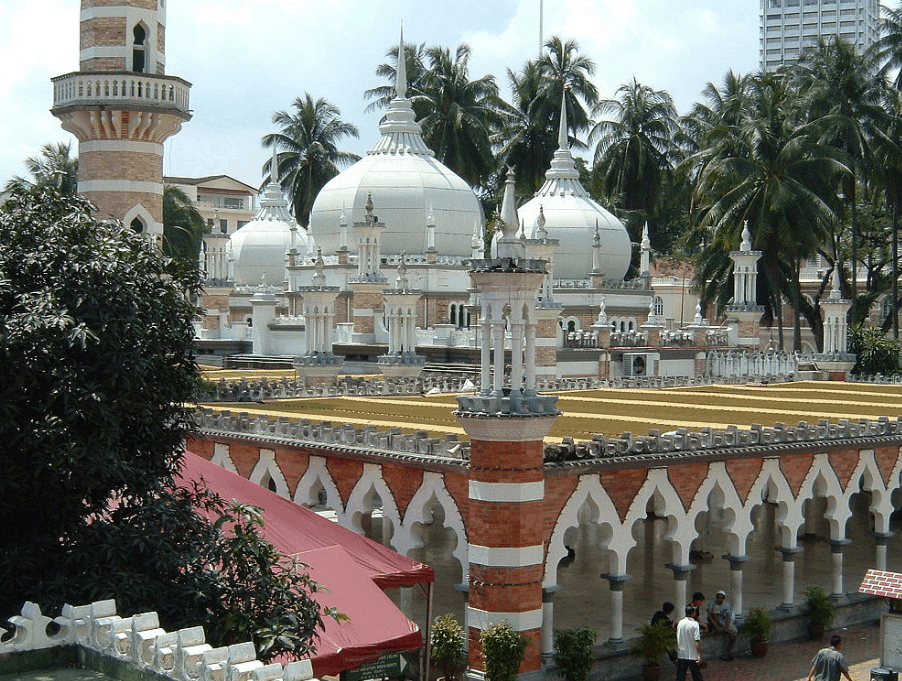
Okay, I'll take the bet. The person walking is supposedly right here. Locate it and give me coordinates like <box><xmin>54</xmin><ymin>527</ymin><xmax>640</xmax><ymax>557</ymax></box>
<box><xmin>676</xmin><ymin>605</ymin><xmax>704</xmax><ymax>681</ymax></box>
<box><xmin>706</xmin><ymin>590</ymin><xmax>737</xmax><ymax>661</ymax></box>
<box><xmin>807</xmin><ymin>635</ymin><xmax>853</xmax><ymax>681</ymax></box>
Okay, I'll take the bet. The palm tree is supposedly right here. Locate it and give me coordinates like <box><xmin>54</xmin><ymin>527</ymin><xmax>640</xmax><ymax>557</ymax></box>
<box><xmin>5</xmin><ymin>142</ymin><xmax>78</xmax><ymax>194</ymax></box>
<box><xmin>262</xmin><ymin>94</ymin><xmax>360</xmax><ymax>228</ymax></box>
<box><xmin>792</xmin><ymin>37</ymin><xmax>886</xmax><ymax>318</ymax></box>
<box><xmin>590</xmin><ymin>78</ymin><xmax>679</xmax><ymax>243</ymax></box>
<box><xmin>413</xmin><ymin>44</ymin><xmax>505</xmax><ymax>188</ymax></box>
<box><xmin>536</xmin><ymin>36</ymin><xmax>599</xmax><ymax>137</ymax></box>
<box><xmin>162</xmin><ymin>185</ymin><xmax>207</xmax><ymax>263</ymax></box>
<box><xmin>693</xmin><ymin>72</ymin><xmax>849</xmax><ymax>350</ymax></box>
<box><xmin>363</xmin><ymin>41</ymin><xmax>429</xmax><ymax>114</ymax></box>
<box><xmin>874</xmin><ymin>2</ymin><xmax>902</xmax><ymax>89</ymax></box>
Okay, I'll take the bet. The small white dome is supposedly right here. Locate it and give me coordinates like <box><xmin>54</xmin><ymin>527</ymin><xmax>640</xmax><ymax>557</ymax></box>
<box><xmin>229</xmin><ymin>179</ymin><xmax>314</xmax><ymax>286</ymax></box>
<box><xmin>517</xmin><ymin>100</ymin><xmax>631</xmax><ymax>280</ymax></box>
<box><xmin>309</xmin><ymin>49</ymin><xmax>481</xmax><ymax>258</ymax></box>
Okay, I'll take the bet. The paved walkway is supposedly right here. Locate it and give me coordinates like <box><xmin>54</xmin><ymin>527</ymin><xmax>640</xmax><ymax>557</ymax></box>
<box><xmin>652</xmin><ymin>621</ymin><xmax>883</xmax><ymax>681</ymax></box>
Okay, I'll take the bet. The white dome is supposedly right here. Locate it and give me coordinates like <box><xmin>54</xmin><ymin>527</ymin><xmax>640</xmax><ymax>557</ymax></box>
<box><xmin>229</xmin><ymin>179</ymin><xmax>314</xmax><ymax>286</ymax></box>
<box><xmin>309</xmin><ymin>90</ymin><xmax>481</xmax><ymax>258</ymax></box>
<box><xmin>517</xmin><ymin>113</ymin><xmax>631</xmax><ymax>279</ymax></box>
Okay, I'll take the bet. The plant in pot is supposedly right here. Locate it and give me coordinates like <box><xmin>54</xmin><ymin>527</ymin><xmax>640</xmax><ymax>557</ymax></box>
<box><xmin>431</xmin><ymin>613</ymin><xmax>465</xmax><ymax>681</ymax></box>
<box><xmin>631</xmin><ymin>624</ymin><xmax>677</xmax><ymax>681</ymax></box>
<box><xmin>805</xmin><ymin>586</ymin><xmax>836</xmax><ymax>640</ymax></box>
<box><xmin>738</xmin><ymin>606</ymin><xmax>771</xmax><ymax>657</ymax></box>
<box><xmin>480</xmin><ymin>620</ymin><xmax>529</xmax><ymax>681</ymax></box>
<box><xmin>552</xmin><ymin>626</ymin><xmax>598</xmax><ymax>681</ymax></box>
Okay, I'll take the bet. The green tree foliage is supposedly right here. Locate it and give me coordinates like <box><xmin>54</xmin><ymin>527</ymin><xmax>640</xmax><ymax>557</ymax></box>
<box><xmin>480</xmin><ymin>620</ymin><xmax>529</xmax><ymax>681</ymax></box>
<box><xmin>551</xmin><ymin>626</ymin><xmax>597</xmax><ymax>681</ymax></box>
<box><xmin>4</xmin><ymin>141</ymin><xmax>78</xmax><ymax>194</ymax></box>
<box><xmin>849</xmin><ymin>324</ymin><xmax>902</xmax><ymax>375</ymax></box>
<box><xmin>0</xmin><ymin>187</ymin><xmax>330</xmax><ymax>661</ymax></box>
<box><xmin>591</xmin><ymin>78</ymin><xmax>679</xmax><ymax>244</ymax></box>
<box><xmin>163</xmin><ymin>184</ymin><xmax>207</xmax><ymax>262</ymax></box>
<box><xmin>263</xmin><ymin>94</ymin><xmax>360</xmax><ymax>228</ymax></box>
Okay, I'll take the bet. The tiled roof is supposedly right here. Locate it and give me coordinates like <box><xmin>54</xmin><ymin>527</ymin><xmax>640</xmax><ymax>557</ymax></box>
<box><xmin>859</xmin><ymin>569</ymin><xmax>902</xmax><ymax>599</ymax></box>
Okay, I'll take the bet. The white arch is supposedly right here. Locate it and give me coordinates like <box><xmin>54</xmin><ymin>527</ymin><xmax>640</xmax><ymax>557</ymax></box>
<box><xmin>248</xmin><ymin>448</ymin><xmax>289</xmax><ymax>498</ymax></box>
<box><xmin>293</xmin><ymin>456</ymin><xmax>345</xmax><ymax>523</ymax></box>
<box><xmin>345</xmin><ymin>463</ymin><xmax>402</xmax><ymax>546</ymax></box>
<box><xmin>686</xmin><ymin>463</ymin><xmax>748</xmax><ymax>556</ymax></box>
<box><xmin>210</xmin><ymin>442</ymin><xmax>237</xmax><ymax>472</ymax></box>
<box><xmin>397</xmin><ymin>472</ymin><xmax>468</xmax><ymax>574</ymax></box>
<box><xmin>621</xmin><ymin>468</ymin><xmax>691</xmax><ymax>566</ymax></box>
<box><xmin>123</xmin><ymin>203</ymin><xmax>158</xmax><ymax>234</ymax></box>
<box><xmin>798</xmin><ymin>454</ymin><xmax>849</xmax><ymax>540</ymax></box>
<box><xmin>544</xmin><ymin>475</ymin><xmax>625</xmax><ymax>584</ymax></box>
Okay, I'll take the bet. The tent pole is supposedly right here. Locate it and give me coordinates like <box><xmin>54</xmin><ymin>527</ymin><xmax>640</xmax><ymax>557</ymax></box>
<box><xmin>423</xmin><ymin>583</ymin><xmax>433</xmax><ymax>681</ymax></box>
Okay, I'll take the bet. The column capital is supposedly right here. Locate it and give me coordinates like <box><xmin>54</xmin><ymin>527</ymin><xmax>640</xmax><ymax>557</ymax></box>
<box><xmin>665</xmin><ymin>563</ymin><xmax>696</xmax><ymax>580</ymax></box>
<box><xmin>600</xmin><ymin>573</ymin><xmax>632</xmax><ymax>591</ymax></box>
<box><xmin>874</xmin><ymin>532</ymin><xmax>895</xmax><ymax>546</ymax></box>
<box><xmin>722</xmin><ymin>554</ymin><xmax>749</xmax><ymax>569</ymax></box>
<box><xmin>775</xmin><ymin>546</ymin><xmax>802</xmax><ymax>561</ymax></box>
<box><xmin>828</xmin><ymin>538</ymin><xmax>851</xmax><ymax>552</ymax></box>
<box><xmin>542</xmin><ymin>585</ymin><xmax>562</xmax><ymax>601</ymax></box>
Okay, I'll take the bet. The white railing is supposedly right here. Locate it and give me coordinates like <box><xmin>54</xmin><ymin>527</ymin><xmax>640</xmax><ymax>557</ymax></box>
<box><xmin>52</xmin><ymin>72</ymin><xmax>191</xmax><ymax>113</ymax></box>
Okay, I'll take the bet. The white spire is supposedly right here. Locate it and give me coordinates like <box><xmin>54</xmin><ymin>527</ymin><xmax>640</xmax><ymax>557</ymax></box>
<box><xmin>830</xmin><ymin>262</ymin><xmax>843</xmax><ymax>299</ymax></box>
<box><xmin>396</xmin><ymin>24</ymin><xmax>407</xmax><ymax>99</ymax></box>
<box><xmin>741</xmin><ymin>220</ymin><xmax>752</xmax><ymax>252</ymax></box>
<box><xmin>557</xmin><ymin>90</ymin><xmax>569</xmax><ymax>150</ymax></box>
<box><xmin>312</xmin><ymin>248</ymin><xmax>326</xmax><ymax>288</ymax></box>
<box><xmin>499</xmin><ymin>166</ymin><xmax>519</xmax><ymax>240</ymax></box>
<box><xmin>270</xmin><ymin>145</ymin><xmax>279</xmax><ymax>185</ymax></box>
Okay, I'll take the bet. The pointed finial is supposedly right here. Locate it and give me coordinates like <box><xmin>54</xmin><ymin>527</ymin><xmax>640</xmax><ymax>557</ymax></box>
<box><xmin>641</xmin><ymin>222</ymin><xmax>650</xmax><ymax>250</ymax></box>
<box><xmin>339</xmin><ymin>202</ymin><xmax>348</xmax><ymax>227</ymax></box>
<box><xmin>499</xmin><ymin>166</ymin><xmax>519</xmax><ymax>239</ymax></box>
<box><xmin>593</xmin><ymin>219</ymin><xmax>601</xmax><ymax>247</ymax></box>
<box><xmin>260</xmin><ymin>270</ymin><xmax>268</xmax><ymax>288</ymax></box>
<box><xmin>557</xmin><ymin>88</ymin><xmax>569</xmax><ymax>150</ymax></box>
<box><xmin>518</xmin><ymin>218</ymin><xmax>526</xmax><ymax>241</ymax></box>
<box><xmin>396</xmin><ymin>24</ymin><xmax>407</xmax><ymax>99</ymax></box>
<box><xmin>270</xmin><ymin>145</ymin><xmax>279</xmax><ymax>185</ymax></box>
<box><xmin>830</xmin><ymin>262</ymin><xmax>843</xmax><ymax>299</ymax></box>
<box><xmin>312</xmin><ymin>248</ymin><xmax>327</xmax><ymax>287</ymax></box>
<box><xmin>536</xmin><ymin>205</ymin><xmax>547</xmax><ymax>239</ymax></box>
<box><xmin>427</xmin><ymin>203</ymin><xmax>435</xmax><ymax>227</ymax></box>
<box><xmin>397</xmin><ymin>252</ymin><xmax>409</xmax><ymax>290</ymax></box>
<box><xmin>694</xmin><ymin>299</ymin><xmax>703</xmax><ymax>324</ymax></box>
<box><xmin>741</xmin><ymin>220</ymin><xmax>752</xmax><ymax>251</ymax></box>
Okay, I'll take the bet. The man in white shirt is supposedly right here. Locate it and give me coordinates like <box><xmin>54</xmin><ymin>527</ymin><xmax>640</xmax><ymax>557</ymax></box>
<box><xmin>676</xmin><ymin>605</ymin><xmax>704</xmax><ymax>681</ymax></box>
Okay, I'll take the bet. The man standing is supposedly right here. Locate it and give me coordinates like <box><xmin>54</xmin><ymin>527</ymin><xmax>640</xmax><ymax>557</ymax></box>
<box><xmin>807</xmin><ymin>635</ymin><xmax>853</xmax><ymax>681</ymax></box>
<box><xmin>706</xmin><ymin>590</ymin><xmax>737</xmax><ymax>661</ymax></box>
<box><xmin>676</xmin><ymin>605</ymin><xmax>704</xmax><ymax>681</ymax></box>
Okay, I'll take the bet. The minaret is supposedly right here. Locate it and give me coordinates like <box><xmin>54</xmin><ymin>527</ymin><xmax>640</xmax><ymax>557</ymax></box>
<box><xmin>816</xmin><ymin>264</ymin><xmax>855</xmax><ymax>380</ymax></box>
<box><xmin>293</xmin><ymin>249</ymin><xmax>343</xmax><ymax>388</ymax></box>
<box><xmin>378</xmin><ymin>254</ymin><xmax>426</xmax><ymax>379</ymax></box>
<box><xmin>726</xmin><ymin>221</ymin><xmax>764</xmax><ymax>347</ymax></box>
<box><xmin>51</xmin><ymin>0</ymin><xmax>191</xmax><ymax>247</ymax></box>
<box><xmin>455</xmin><ymin>169</ymin><xmax>559</xmax><ymax>677</ymax></box>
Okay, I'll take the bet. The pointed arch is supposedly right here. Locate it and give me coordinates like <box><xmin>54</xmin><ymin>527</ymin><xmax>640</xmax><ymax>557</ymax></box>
<box><xmin>294</xmin><ymin>456</ymin><xmax>345</xmax><ymax>523</ymax></box>
<box><xmin>397</xmin><ymin>472</ymin><xmax>467</xmax><ymax>573</ymax></box>
<box><xmin>210</xmin><ymin>442</ymin><xmax>237</xmax><ymax>472</ymax></box>
<box><xmin>248</xmin><ymin>448</ymin><xmax>289</xmax><ymax>498</ymax></box>
<box><xmin>345</xmin><ymin>463</ymin><xmax>402</xmax><ymax>545</ymax></box>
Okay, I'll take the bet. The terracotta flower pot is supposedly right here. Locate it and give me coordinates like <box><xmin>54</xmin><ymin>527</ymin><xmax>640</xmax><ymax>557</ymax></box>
<box><xmin>750</xmin><ymin>638</ymin><xmax>769</xmax><ymax>657</ymax></box>
<box><xmin>643</xmin><ymin>663</ymin><xmax>661</xmax><ymax>681</ymax></box>
<box><xmin>808</xmin><ymin>623</ymin><xmax>826</xmax><ymax>640</ymax></box>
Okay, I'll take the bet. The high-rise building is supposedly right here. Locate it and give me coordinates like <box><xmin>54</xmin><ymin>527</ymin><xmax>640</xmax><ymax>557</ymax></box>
<box><xmin>760</xmin><ymin>0</ymin><xmax>880</xmax><ymax>72</ymax></box>
<box><xmin>51</xmin><ymin>0</ymin><xmax>192</xmax><ymax>247</ymax></box>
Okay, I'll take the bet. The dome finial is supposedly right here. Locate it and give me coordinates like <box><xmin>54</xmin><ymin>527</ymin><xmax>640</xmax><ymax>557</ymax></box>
<box><xmin>741</xmin><ymin>220</ymin><xmax>752</xmax><ymax>251</ymax></box>
<box><xmin>499</xmin><ymin>166</ymin><xmax>519</xmax><ymax>240</ymax></box>
<box><xmin>270</xmin><ymin>145</ymin><xmax>279</xmax><ymax>185</ymax></box>
<box><xmin>558</xmin><ymin>87</ymin><xmax>569</xmax><ymax>150</ymax></box>
<box><xmin>396</xmin><ymin>23</ymin><xmax>407</xmax><ymax>99</ymax></box>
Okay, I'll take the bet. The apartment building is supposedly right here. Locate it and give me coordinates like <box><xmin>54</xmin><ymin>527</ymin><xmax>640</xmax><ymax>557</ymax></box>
<box><xmin>760</xmin><ymin>0</ymin><xmax>880</xmax><ymax>72</ymax></box>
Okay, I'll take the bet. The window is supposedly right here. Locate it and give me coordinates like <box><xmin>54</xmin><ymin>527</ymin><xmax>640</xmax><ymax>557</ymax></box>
<box><xmin>224</xmin><ymin>197</ymin><xmax>244</xmax><ymax>209</ymax></box>
<box><xmin>653</xmin><ymin>296</ymin><xmax>664</xmax><ymax>317</ymax></box>
<box><xmin>220</xmin><ymin>219</ymin><xmax>228</xmax><ymax>234</ymax></box>
<box><xmin>132</xmin><ymin>24</ymin><xmax>147</xmax><ymax>73</ymax></box>
<box><xmin>130</xmin><ymin>216</ymin><xmax>144</xmax><ymax>233</ymax></box>
<box><xmin>237</xmin><ymin>220</ymin><xmax>249</xmax><ymax>230</ymax></box>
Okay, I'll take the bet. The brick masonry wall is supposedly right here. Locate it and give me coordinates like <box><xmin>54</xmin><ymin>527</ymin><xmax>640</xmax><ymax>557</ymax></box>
<box><xmin>80</xmin><ymin>149</ymin><xmax>162</xmax><ymax>184</ymax></box>
<box><xmin>80</xmin><ymin>16</ymin><xmax>126</xmax><ymax>55</ymax></box>
<box><xmin>81</xmin><ymin>190</ymin><xmax>162</xmax><ymax>226</ymax></box>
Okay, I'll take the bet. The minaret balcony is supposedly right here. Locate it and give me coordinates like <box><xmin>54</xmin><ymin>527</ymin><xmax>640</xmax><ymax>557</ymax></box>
<box><xmin>52</xmin><ymin>71</ymin><xmax>191</xmax><ymax>118</ymax></box>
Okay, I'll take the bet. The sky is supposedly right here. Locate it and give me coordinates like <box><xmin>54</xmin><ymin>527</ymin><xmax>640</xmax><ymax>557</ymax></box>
<box><xmin>0</xmin><ymin>0</ymin><xmax>765</xmax><ymax>189</ymax></box>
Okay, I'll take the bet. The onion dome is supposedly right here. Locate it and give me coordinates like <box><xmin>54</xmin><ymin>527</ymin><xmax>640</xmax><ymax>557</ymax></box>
<box><xmin>309</xmin><ymin>29</ymin><xmax>482</xmax><ymax>258</ymax></box>
<box><xmin>516</xmin><ymin>95</ymin><xmax>631</xmax><ymax>280</ymax></box>
<box><xmin>229</xmin><ymin>148</ymin><xmax>315</xmax><ymax>286</ymax></box>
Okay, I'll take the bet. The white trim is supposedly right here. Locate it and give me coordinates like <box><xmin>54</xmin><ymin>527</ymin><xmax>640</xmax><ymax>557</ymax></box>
<box><xmin>81</xmin><ymin>140</ymin><xmax>162</xmax><ymax>154</ymax></box>
<box><xmin>468</xmin><ymin>544</ymin><xmax>544</xmax><ymax>567</ymax></box>
<box><xmin>467</xmin><ymin>607</ymin><xmax>543</xmax><ymax>632</ymax></box>
<box><xmin>79</xmin><ymin>46</ymin><xmax>128</xmax><ymax>60</ymax></box>
<box><xmin>469</xmin><ymin>480</ymin><xmax>544</xmax><ymax>502</ymax></box>
<box><xmin>351</xmin><ymin>308</ymin><xmax>375</xmax><ymax>317</ymax></box>
<box><xmin>79</xmin><ymin>180</ymin><xmax>163</xmax><ymax>194</ymax></box>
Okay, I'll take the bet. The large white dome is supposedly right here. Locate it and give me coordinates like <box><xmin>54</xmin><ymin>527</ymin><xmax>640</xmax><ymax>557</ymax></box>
<box><xmin>309</xmin><ymin>87</ymin><xmax>481</xmax><ymax>258</ymax></box>
<box><xmin>516</xmin><ymin>101</ymin><xmax>632</xmax><ymax>280</ymax></box>
<box><xmin>229</xmin><ymin>179</ymin><xmax>314</xmax><ymax>286</ymax></box>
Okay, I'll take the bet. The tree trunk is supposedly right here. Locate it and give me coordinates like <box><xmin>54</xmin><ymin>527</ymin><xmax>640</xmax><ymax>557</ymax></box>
<box><xmin>792</xmin><ymin>258</ymin><xmax>802</xmax><ymax>353</ymax></box>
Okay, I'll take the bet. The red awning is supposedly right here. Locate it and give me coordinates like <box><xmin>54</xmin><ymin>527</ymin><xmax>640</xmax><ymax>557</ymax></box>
<box><xmin>179</xmin><ymin>452</ymin><xmax>432</xmax><ymax>674</ymax></box>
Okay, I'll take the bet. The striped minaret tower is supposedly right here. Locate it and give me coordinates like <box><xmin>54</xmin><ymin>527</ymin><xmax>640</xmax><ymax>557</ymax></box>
<box><xmin>455</xmin><ymin>169</ymin><xmax>560</xmax><ymax>675</ymax></box>
<box><xmin>51</xmin><ymin>0</ymin><xmax>191</xmax><ymax>247</ymax></box>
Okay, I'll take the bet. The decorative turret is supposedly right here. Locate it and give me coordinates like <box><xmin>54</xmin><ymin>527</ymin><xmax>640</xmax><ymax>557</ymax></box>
<box><xmin>51</xmin><ymin>0</ymin><xmax>191</xmax><ymax>247</ymax></box>
<box><xmin>726</xmin><ymin>221</ymin><xmax>764</xmax><ymax>347</ymax></box>
<box><xmin>293</xmin><ymin>248</ymin><xmax>343</xmax><ymax>387</ymax></box>
<box><xmin>815</xmin><ymin>263</ymin><xmax>855</xmax><ymax>379</ymax></box>
<box><xmin>378</xmin><ymin>253</ymin><xmax>426</xmax><ymax>379</ymax></box>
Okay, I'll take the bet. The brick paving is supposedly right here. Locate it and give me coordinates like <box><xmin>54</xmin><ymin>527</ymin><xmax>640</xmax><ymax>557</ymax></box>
<box><xmin>649</xmin><ymin>621</ymin><xmax>883</xmax><ymax>681</ymax></box>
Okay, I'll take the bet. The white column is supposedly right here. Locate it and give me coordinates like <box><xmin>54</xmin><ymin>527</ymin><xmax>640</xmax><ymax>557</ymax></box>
<box><xmin>541</xmin><ymin>586</ymin><xmax>560</xmax><ymax>663</ymax></box>
<box><xmin>724</xmin><ymin>555</ymin><xmax>748</xmax><ymax>618</ymax></box>
<box><xmin>601</xmin><ymin>574</ymin><xmax>629</xmax><ymax>643</ymax></box>
<box><xmin>875</xmin><ymin>533</ymin><xmax>892</xmax><ymax>571</ymax></box>
<box><xmin>480</xmin><ymin>314</ymin><xmax>491</xmax><ymax>394</ymax></box>
<box><xmin>492</xmin><ymin>320</ymin><xmax>505</xmax><ymax>393</ymax></box>
<box><xmin>776</xmin><ymin>547</ymin><xmax>800</xmax><ymax>608</ymax></box>
<box><xmin>525</xmin><ymin>322</ymin><xmax>537</xmax><ymax>392</ymax></box>
<box><xmin>829</xmin><ymin>540</ymin><xmax>849</xmax><ymax>597</ymax></box>
<box><xmin>511</xmin><ymin>316</ymin><xmax>523</xmax><ymax>391</ymax></box>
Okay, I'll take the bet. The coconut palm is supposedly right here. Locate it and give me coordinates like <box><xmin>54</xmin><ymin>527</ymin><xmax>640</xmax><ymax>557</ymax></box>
<box><xmin>5</xmin><ymin>142</ymin><xmax>78</xmax><ymax>195</ymax></box>
<box><xmin>590</xmin><ymin>78</ymin><xmax>679</xmax><ymax>243</ymax></box>
<box><xmin>413</xmin><ymin>44</ymin><xmax>505</xmax><ymax>188</ymax></box>
<box><xmin>363</xmin><ymin>41</ymin><xmax>429</xmax><ymax>114</ymax></box>
<box><xmin>793</xmin><ymin>37</ymin><xmax>887</xmax><ymax>317</ymax></box>
<box><xmin>536</xmin><ymin>36</ymin><xmax>599</xmax><ymax>137</ymax></box>
<box><xmin>262</xmin><ymin>94</ymin><xmax>360</xmax><ymax>228</ymax></box>
<box><xmin>874</xmin><ymin>2</ymin><xmax>902</xmax><ymax>89</ymax></box>
<box><xmin>162</xmin><ymin>184</ymin><xmax>206</xmax><ymax>263</ymax></box>
<box><xmin>694</xmin><ymin>71</ymin><xmax>849</xmax><ymax>350</ymax></box>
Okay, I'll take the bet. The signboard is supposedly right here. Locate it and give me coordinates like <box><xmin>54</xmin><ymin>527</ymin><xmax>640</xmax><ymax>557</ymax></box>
<box><xmin>344</xmin><ymin>652</ymin><xmax>413</xmax><ymax>681</ymax></box>
<box><xmin>882</xmin><ymin>613</ymin><xmax>902</xmax><ymax>670</ymax></box>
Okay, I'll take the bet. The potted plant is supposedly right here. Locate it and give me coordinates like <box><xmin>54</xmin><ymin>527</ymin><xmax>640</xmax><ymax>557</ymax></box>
<box><xmin>631</xmin><ymin>624</ymin><xmax>677</xmax><ymax>681</ymax></box>
<box><xmin>431</xmin><ymin>613</ymin><xmax>465</xmax><ymax>681</ymax></box>
<box><xmin>480</xmin><ymin>620</ymin><xmax>529</xmax><ymax>681</ymax></box>
<box><xmin>805</xmin><ymin>586</ymin><xmax>836</xmax><ymax>640</ymax></box>
<box><xmin>738</xmin><ymin>607</ymin><xmax>771</xmax><ymax>657</ymax></box>
<box><xmin>552</xmin><ymin>626</ymin><xmax>598</xmax><ymax>681</ymax></box>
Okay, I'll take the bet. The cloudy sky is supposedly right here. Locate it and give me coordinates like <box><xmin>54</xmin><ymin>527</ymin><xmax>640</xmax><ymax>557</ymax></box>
<box><xmin>2</xmin><ymin>0</ymin><xmax>764</xmax><ymax>188</ymax></box>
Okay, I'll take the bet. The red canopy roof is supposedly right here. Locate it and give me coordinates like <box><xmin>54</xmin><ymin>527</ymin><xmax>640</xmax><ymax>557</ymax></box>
<box><xmin>179</xmin><ymin>452</ymin><xmax>432</xmax><ymax>674</ymax></box>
